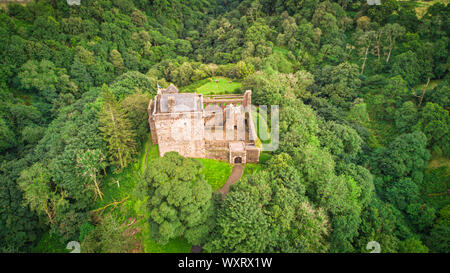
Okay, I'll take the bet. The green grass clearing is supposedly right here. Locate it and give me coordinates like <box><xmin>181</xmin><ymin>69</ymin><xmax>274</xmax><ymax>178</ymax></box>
<box><xmin>182</xmin><ymin>77</ymin><xmax>241</xmax><ymax>95</ymax></box>
<box><xmin>198</xmin><ymin>158</ymin><xmax>233</xmax><ymax>191</ymax></box>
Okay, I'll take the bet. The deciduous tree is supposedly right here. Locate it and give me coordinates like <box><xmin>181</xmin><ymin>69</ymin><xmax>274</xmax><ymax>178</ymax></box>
<box><xmin>76</xmin><ymin>149</ymin><xmax>107</xmax><ymax>201</ymax></box>
<box><xmin>137</xmin><ymin>152</ymin><xmax>214</xmax><ymax>245</ymax></box>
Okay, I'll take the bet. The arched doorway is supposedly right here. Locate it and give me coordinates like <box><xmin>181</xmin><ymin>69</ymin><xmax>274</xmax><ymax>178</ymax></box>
<box><xmin>234</xmin><ymin>157</ymin><xmax>242</xmax><ymax>164</ymax></box>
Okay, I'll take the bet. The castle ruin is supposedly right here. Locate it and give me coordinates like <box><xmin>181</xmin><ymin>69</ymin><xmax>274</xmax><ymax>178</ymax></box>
<box><xmin>147</xmin><ymin>84</ymin><xmax>260</xmax><ymax>164</ymax></box>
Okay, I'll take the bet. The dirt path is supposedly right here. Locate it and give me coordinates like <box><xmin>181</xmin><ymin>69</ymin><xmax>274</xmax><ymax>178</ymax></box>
<box><xmin>218</xmin><ymin>164</ymin><xmax>244</xmax><ymax>198</ymax></box>
<box><xmin>190</xmin><ymin>164</ymin><xmax>244</xmax><ymax>253</ymax></box>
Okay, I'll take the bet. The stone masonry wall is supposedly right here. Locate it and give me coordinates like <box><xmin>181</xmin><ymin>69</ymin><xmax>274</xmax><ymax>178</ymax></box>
<box><xmin>245</xmin><ymin>146</ymin><xmax>260</xmax><ymax>163</ymax></box>
<box><xmin>154</xmin><ymin>112</ymin><xmax>205</xmax><ymax>158</ymax></box>
<box><xmin>148</xmin><ymin>99</ymin><xmax>158</xmax><ymax>145</ymax></box>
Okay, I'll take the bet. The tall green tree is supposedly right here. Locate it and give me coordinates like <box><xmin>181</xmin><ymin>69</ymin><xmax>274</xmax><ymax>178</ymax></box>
<box><xmin>76</xmin><ymin>149</ymin><xmax>107</xmax><ymax>201</ymax></box>
<box><xmin>120</xmin><ymin>92</ymin><xmax>151</xmax><ymax>144</ymax></box>
<box><xmin>0</xmin><ymin>159</ymin><xmax>41</xmax><ymax>252</ymax></box>
<box><xmin>98</xmin><ymin>84</ymin><xmax>136</xmax><ymax>170</ymax></box>
<box><xmin>81</xmin><ymin>214</ymin><xmax>136</xmax><ymax>253</ymax></box>
<box><xmin>427</xmin><ymin>205</ymin><xmax>450</xmax><ymax>253</ymax></box>
<box><xmin>0</xmin><ymin>117</ymin><xmax>16</xmax><ymax>152</ymax></box>
<box><xmin>381</xmin><ymin>23</ymin><xmax>405</xmax><ymax>63</ymax></box>
<box><xmin>18</xmin><ymin>163</ymin><xmax>68</xmax><ymax>225</ymax></box>
<box><xmin>137</xmin><ymin>152</ymin><xmax>215</xmax><ymax>245</ymax></box>
<box><xmin>415</xmin><ymin>102</ymin><xmax>449</xmax><ymax>156</ymax></box>
<box><xmin>374</xmin><ymin>130</ymin><xmax>430</xmax><ymax>182</ymax></box>
<box><xmin>355</xmin><ymin>30</ymin><xmax>376</xmax><ymax>74</ymax></box>
<box><xmin>399</xmin><ymin>238</ymin><xmax>429</xmax><ymax>253</ymax></box>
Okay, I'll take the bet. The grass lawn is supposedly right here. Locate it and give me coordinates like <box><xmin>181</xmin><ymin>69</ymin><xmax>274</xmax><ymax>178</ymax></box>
<box><xmin>415</xmin><ymin>79</ymin><xmax>442</xmax><ymax>92</ymax></box>
<box><xmin>198</xmin><ymin>158</ymin><xmax>233</xmax><ymax>191</ymax></box>
<box><xmin>197</xmin><ymin>77</ymin><xmax>242</xmax><ymax>94</ymax></box>
<box><xmin>182</xmin><ymin>77</ymin><xmax>242</xmax><ymax>95</ymax></box>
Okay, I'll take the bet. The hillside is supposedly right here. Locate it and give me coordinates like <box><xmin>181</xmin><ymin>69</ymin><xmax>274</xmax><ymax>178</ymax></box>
<box><xmin>0</xmin><ymin>0</ymin><xmax>448</xmax><ymax>254</ymax></box>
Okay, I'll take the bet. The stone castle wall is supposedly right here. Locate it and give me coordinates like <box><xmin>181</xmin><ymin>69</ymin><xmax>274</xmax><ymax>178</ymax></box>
<box><xmin>148</xmin><ymin>99</ymin><xmax>158</xmax><ymax>145</ymax></box>
<box><xmin>245</xmin><ymin>146</ymin><xmax>260</xmax><ymax>162</ymax></box>
<box><xmin>153</xmin><ymin>112</ymin><xmax>206</xmax><ymax>158</ymax></box>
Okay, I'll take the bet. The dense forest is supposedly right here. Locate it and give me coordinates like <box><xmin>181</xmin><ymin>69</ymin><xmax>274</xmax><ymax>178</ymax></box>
<box><xmin>0</xmin><ymin>0</ymin><xmax>448</xmax><ymax>253</ymax></box>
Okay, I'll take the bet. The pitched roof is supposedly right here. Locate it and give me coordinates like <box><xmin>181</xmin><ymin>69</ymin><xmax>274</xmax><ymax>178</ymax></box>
<box><xmin>159</xmin><ymin>93</ymin><xmax>202</xmax><ymax>113</ymax></box>
<box><xmin>164</xmin><ymin>84</ymin><xmax>179</xmax><ymax>93</ymax></box>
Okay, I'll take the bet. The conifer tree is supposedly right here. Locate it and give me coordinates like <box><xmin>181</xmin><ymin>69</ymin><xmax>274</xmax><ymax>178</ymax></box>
<box><xmin>98</xmin><ymin>84</ymin><xmax>136</xmax><ymax>170</ymax></box>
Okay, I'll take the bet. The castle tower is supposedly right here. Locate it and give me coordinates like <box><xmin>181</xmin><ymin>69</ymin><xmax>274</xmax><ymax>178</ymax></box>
<box><xmin>243</xmin><ymin>90</ymin><xmax>252</xmax><ymax>107</ymax></box>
